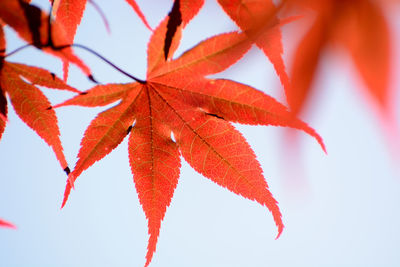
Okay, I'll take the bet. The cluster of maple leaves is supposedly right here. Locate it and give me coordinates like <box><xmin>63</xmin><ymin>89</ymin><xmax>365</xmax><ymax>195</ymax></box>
<box><xmin>0</xmin><ymin>0</ymin><xmax>396</xmax><ymax>266</ymax></box>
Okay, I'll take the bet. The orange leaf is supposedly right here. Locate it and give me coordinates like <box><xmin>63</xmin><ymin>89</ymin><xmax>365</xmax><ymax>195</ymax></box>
<box><xmin>288</xmin><ymin>16</ymin><xmax>327</xmax><ymax>115</ymax></box>
<box><xmin>0</xmin><ymin>61</ymin><xmax>78</xmax><ymax>171</ymax></box>
<box><xmin>128</xmin><ymin>88</ymin><xmax>181</xmax><ymax>267</ymax></box>
<box><xmin>0</xmin><ymin>0</ymin><xmax>91</xmax><ymax>76</ymax></box>
<box><xmin>287</xmin><ymin>0</ymin><xmax>392</xmax><ymax>115</ymax></box>
<box><xmin>60</xmin><ymin>15</ymin><xmax>325</xmax><ymax>267</ymax></box>
<box><xmin>335</xmin><ymin>0</ymin><xmax>390</xmax><ymax>108</ymax></box>
<box><xmin>7</xmin><ymin>63</ymin><xmax>80</xmax><ymax>93</ymax></box>
<box><xmin>54</xmin><ymin>83</ymin><xmax>131</xmax><ymax>108</ymax></box>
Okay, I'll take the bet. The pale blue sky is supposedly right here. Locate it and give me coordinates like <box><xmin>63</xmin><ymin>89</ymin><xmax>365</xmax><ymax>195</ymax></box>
<box><xmin>1</xmin><ymin>1</ymin><xmax>400</xmax><ymax>266</ymax></box>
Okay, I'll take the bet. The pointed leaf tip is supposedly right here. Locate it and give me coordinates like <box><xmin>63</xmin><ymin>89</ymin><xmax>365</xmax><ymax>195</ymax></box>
<box><xmin>124</xmin><ymin>0</ymin><xmax>153</xmax><ymax>31</ymax></box>
<box><xmin>0</xmin><ymin>219</ymin><xmax>17</xmax><ymax>229</ymax></box>
<box><xmin>68</xmin><ymin>173</ymin><xmax>75</xmax><ymax>190</ymax></box>
<box><xmin>61</xmin><ymin>172</ymin><xmax>76</xmax><ymax>209</ymax></box>
<box><xmin>61</xmin><ymin>176</ymin><xmax>73</xmax><ymax>209</ymax></box>
<box><xmin>275</xmin><ymin>224</ymin><xmax>284</xmax><ymax>239</ymax></box>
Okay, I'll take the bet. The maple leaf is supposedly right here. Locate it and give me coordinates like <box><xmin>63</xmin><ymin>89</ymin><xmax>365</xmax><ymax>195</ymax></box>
<box><xmin>217</xmin><ymin>0</ymin><xmax>291</xmax><ymax>103</ymax></box>
<box><xmin>286</xmin><ymin>0</ymin><xmax>391</xmax><ymax>115</ymax></box>
<box><xmin>0</xmin><ymin>0</ymin><xmax>91</xmax><ymax>77</ymax></box>
<box><xmin>0</xmin><ymin>218</ymin><xmax>16</xmax><ymax>229</ymax></box>
<box><xmin>58</xmin><ymin>16</ymin><xmax>325</xmax><ymax>267</ymax></box>
<box><xmin>0</xmin><ymin>25</ymin><xmax>79</xmax><ymax>172</ymax></box>
<box><xmin>49</xmin><ymin>0</ymin><xmax>152</xmax><ymax>78</ymax></box>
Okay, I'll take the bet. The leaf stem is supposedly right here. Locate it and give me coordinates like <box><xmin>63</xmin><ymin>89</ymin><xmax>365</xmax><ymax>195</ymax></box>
<box><xmin>3</xmin><ymin>2</ymin><xmax>145</xmax><ymax>84</ymax></box>
<box><xmin>3</xmin><ymin>43</ymin><xmax>146</xmax><ymax>84</ymax></box>
<box><xmin>3</xmin><ymin>44</ymin><xmax>32</xmax><ymax>58</ymax></box>
<box><xmin>57</xmin><ymin>43</ymin><xmax>147</xmax><ymax>84</ymax></box>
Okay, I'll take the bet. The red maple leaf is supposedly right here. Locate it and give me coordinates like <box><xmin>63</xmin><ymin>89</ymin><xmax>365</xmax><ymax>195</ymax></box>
<box><xmin>0</xmin><ymin>218</ymin><xmax>16</xmax><ymax>229</ymax></box>
<box><xmin>0</xmin><ymin>25</ymin><xmax>79</xmax><ymax>172</ymax></box>
<box><xmin>48</xmin><ymin>0</ymin><xmax>150</xmax><ymax>79</ymax></box>
<box><xmin>286</xmin><ymin>0</ymin><xmax>392</xmax><ymax>115</ymax></box>
<box><xmin>0</xmin><ymin>0</ymin><xmax>91</xmax><ymax>77</ymax></box>
<box><xmin>57</xmin><ymin>15</ymin><xmax>325</xmax><ymax>267</ymax></box>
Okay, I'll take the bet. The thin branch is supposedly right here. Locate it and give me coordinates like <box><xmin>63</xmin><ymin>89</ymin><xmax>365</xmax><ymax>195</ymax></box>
<box><xmin>67</xmin><ymin>43</ymin><xmax>146</xmax><ymax>84</ymax></box>
<box><xmin>3</xmin><ymin>44</ymin><xmax>32</xmax><ymax>58</ymax></box>
<box><xmin>3</xmin><ymin>1</ymin><xmax>145</xmax><ymax>84</ymax></box>
<box><xmin>3</xmin><ymin>42</ymin><xmax>146</xmax><ymax>84</ymax></box>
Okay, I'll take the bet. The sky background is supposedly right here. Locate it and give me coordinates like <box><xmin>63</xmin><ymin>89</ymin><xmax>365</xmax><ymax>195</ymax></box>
<box><xmin>1</xmin><ymin>0</ymin><xmax>400</xmax><ymax>266</ymax></box>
